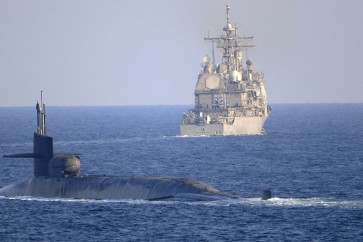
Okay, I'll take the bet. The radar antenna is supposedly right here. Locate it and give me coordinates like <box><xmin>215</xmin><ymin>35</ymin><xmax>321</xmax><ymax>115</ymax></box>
<box><xmin>204</xmin><ymin>4</ymin><xmax>255</xmax><ymax>72</ymax></box>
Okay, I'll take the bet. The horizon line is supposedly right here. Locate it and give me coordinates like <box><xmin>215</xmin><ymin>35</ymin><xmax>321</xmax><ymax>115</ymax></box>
<box><xmin>0</xmin><ymin>102</ymin><xmax>362</xmax><ymax>108</ymax></box>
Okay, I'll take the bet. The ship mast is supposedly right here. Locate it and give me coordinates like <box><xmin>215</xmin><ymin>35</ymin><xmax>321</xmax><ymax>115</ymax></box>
<box><xmin>222</xmin><ymin>4</ymin><xmax>234</xmax><ymax>71</ymax></box>
<box><xmin>204</xmin><ymin>4</ymin><xmax>254</xmax><ymax>73</ymax></box>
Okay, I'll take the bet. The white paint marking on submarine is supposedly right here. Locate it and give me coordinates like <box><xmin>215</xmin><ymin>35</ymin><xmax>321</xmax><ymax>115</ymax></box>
<box><xmin>0</xmin><ymin>92</ymin><xmax>240</xmax><ymax>201</ymax></box>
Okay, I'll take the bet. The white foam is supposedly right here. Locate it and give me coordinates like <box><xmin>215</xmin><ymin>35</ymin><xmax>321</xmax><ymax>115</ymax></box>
<box><xmin>0</xmin><ymin>195</ymin><xmax>178</xmax><ymax>205</ymax></box>
<box><xmin>178</xmin><ymin>197</ymin><xmax>363</xmax><ymax>208</ymax></box>
<box><xmin>1</xmin><ymin>195</ymin><xmax>362</xmax><ymax>209</ymax></box>
<box><xmin>229</xmin><ymin>197</ymin><xmax>363</xmax><ymax>209</ymax></box>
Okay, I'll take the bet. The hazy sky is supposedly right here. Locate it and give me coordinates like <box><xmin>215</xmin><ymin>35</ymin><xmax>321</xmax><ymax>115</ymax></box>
<box><xmin>1</xmin><ymin>0</ymin><xmax>363</xmax><ymax>106</ymax></box>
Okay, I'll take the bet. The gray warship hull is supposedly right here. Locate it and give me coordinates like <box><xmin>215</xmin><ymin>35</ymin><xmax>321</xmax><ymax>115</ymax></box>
<box><xmin>0</xmin><ymin>176</ymin><xmax>238</xmax><ymax>201</ymax></box>
<box><xmin>180</xmin><ymin>116</ymin><xmax>266</xmax><ymax>136</ymax></box>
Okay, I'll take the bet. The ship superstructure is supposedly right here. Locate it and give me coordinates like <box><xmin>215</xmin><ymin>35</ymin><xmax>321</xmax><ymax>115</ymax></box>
<box><xmin>180</xmin><ymin>5</ymin><xmax>271</xmax><ymax>136</ymax></box>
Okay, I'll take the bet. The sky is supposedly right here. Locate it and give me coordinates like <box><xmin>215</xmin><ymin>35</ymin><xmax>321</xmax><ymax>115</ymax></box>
<box><xmin>1</xmin><ymin>0</ymin><xmax>363</xmax><ymax>106</ymax></box>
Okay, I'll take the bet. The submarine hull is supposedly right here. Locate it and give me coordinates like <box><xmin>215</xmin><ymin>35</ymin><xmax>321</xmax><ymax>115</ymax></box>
<box><xmin>0</xmin><ymin>176</ymin><xmax>238</xmax><ymax>201</ymax></box>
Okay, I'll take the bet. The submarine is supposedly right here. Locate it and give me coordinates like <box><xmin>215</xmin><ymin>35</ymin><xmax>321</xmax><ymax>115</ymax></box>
<box><xmin>0</xmin><ymin>92</ymin><xmax>239</xmax><ymax>201</ymax></box>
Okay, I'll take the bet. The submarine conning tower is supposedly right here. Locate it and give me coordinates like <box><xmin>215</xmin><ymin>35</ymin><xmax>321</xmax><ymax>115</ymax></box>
<box><xmin>3</xmin><ymin>91</ymin><xmax>81</xmax><ymax>178</ymax></box>
<box><xmin>33</xmin><ymin>91</ymin><xmax>54</xmax><ymax>176</ymax></box>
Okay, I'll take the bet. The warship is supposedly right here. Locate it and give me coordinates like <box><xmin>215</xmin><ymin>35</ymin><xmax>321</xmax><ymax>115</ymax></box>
<box><xmin>0</xmin><ymin>92</ymin><xmax>240</xmax><ymax>201</ymax></box>
<box><xmin>181</xmin><ymin>5</ymin><xmax>271</xmax><ymax>136</ymax></box>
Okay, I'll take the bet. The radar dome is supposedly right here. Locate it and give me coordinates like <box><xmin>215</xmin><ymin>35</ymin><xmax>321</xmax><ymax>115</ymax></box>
<box><xmin>203</xmin><ymin>55</ymin><xmax>210</xmax><ymax>63</ymax></box>
<box><xmin>223</xmin><ymin>23</ymin><xmax>235</xmax><ymax>32</ymax></box>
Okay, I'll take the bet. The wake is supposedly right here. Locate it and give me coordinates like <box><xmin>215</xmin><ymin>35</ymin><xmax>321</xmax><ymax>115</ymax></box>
<box><xmin>1</xmin><ymin>195</ymin><xmax>362</xmax><ymax>209</ymax></box>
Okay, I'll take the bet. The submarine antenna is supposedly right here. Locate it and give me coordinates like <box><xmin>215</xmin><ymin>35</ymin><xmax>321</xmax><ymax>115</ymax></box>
<box><xmin>36</xmin><ymin>90</ymin><xmax>46</xmax><ymax>136</ymax></box>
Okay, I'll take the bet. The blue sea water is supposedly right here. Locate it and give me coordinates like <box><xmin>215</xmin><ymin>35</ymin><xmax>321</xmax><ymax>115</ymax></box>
<box><xmin>0</xmin><ymin>104</ymin><xmax>362</xmax><ymax>241</ymax></box>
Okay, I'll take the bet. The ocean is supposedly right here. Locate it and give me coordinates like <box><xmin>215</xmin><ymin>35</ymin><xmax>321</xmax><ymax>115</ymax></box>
<box><xmin>0</xmin><ymin>104</ymin><xmax>362</xmax><ymax>241</ymax></box>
